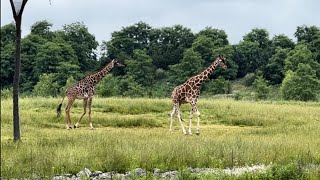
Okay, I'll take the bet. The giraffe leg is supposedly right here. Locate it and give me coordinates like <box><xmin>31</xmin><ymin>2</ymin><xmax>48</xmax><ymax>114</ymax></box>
<box><xmin>176</xmin><ymin>105</ymin><xmax>187</xmax><ymax>135</ymax></box>
<box><xmin>188</xmin><ymin>109</ymin><xmax>193</xmax><ymax>135</ymax></box>
<box><xmin>169</xmin><ymin>104</ymin><xmax>177</xmax><ymax>132</ymax></box>
<box><xmin>65</xmin><ymin>97</ymin><xmax>75</xmax><ymax>130</ymax></box>
<box><xmin>74</xmin><ymin>98</ymin><xmax>88</xmax><ymax>128</ymax></box>
<box><xmin>88</xmin><ymin>97</ymin><xmax>94</xmax><ymax>130</ymax></box>
<box><xmin>193</xmin><ymin>105</ymin><xmax>201</xmax><ymax>135</ymax></box>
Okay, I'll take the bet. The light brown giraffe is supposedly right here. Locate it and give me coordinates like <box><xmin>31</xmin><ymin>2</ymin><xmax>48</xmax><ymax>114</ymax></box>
<box><xmin>57</xmin><ymin>59</ymin><xmax>124</xmax><ymax>130</ymax></box>
<box><xmin>169</xmin><ymin>55</ymin><xmax>227</xmax><ymax>135</ymax></box>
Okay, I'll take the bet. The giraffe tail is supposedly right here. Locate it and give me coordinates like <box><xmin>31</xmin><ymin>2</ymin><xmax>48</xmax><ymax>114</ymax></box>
<box><xmin>56</xmin><ymin>96</ymin><xmax>65</xmax><ymax>117</ymax></box>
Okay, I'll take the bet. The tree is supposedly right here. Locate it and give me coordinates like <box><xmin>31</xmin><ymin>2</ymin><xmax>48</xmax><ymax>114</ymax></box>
<box><xmin>30</xmin><ymin>20</ymin><xmax>53</xmax><ymax>40</ymax></box>
<box><xmin>0</xmin><ymin>42</ymin><xmax>15</xmax><ymax>88</ymax></box>
<box><xmin>34</xmin><ymin>41</ymin><xmax>79</xmax><ymax>86</ymax></box>
<box><xmin>106</xmin><ymin>22</ymin><xmax>152</xmax><ymax>60</ymax></box>
<box><xmin>294</xmin><ymin>25</ymin><xmax>320</xmax><ymax>63</ymax></box>
<box><xmin>284</xmin><ymin>44</ymin><xmax>320</xmax><ymax>78</ymax></box>
<box><xmin>281</xmin><ymin>64</ymin><xmax>320</xmax><ymax>101</ymax></box>
<box><xmin>60</xmin><ymin>22</ymin><xmax>99</xmax><ymax>72</ymax></box>
<box><xmin>9</xmin><ymin>0</ymin><xmax>28</xmax><ymax>142</ymax></box>
<box><xmin>1</xmin><ymin>23</ymin><xmax>17</xmax><ymax>88</ymax></box>
<box><xmin>168</xmin><ymin>48</ymin><xmax>204</xmax><ymax>85</ymax></box>
<box><xmin>264</xmin><ymin>48</ymin><xmax>289</xmax><ymax>85</ymax></box>
<box><xmin>20</xmin><ymin>34</ymin><xmax>47</xmax><ymax>92</ymax></box>
<box><xmin>236</xmin><ymin>28</ymin><xmax>273</xmax><ymax>77</ymax></box>
<box><xmin>1</xmin><ymin>23</ymin><xmax>16</xmax><ymax>45</ymax></box>
<box><xmin>191</xmin><ymin>35</ymin><xmax>215</xmax><ymax>64</ymax></box>
<box><xmin>125</xmin><ymin>49</ymin><xmax>155</xmax><ymax>87</ymax></box>
<box><xmin>233</xmin><ymin>41</ymin><xmax>260</xmax><ymax>77</ymax></box>
<box><xmin>197</xmin><ymin>27</ymin><xmax>229</xmax><ymax>47</ymax></box>
<box><xmin>271</xmin><ymin>34</ymin><xmax>295</xmax><ymax>50</ymax></box>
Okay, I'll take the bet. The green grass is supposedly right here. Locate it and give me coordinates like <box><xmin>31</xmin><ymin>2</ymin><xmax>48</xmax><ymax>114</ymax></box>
<box><xmin>1</xmin><ymin>97</ymin><xmax>320</xmax><ymax>179</ymax></box>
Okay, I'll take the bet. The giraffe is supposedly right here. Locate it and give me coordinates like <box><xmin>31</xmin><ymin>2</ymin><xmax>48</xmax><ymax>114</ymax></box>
<box><xmin>169</xmin><ymin>55</ymin><xmax>227</xmax><ymax>135</ymax></box>
<box><xmin>56</xmin><ymin>59</ymin><xmax>124</xmax><ymax>130</ymax></box>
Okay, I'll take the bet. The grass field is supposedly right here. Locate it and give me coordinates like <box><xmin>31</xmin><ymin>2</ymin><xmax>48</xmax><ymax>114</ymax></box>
<box><xmin>1</xmin><ymin>97</ymin><xmax>320</xmax><ymax>179</ymax></box>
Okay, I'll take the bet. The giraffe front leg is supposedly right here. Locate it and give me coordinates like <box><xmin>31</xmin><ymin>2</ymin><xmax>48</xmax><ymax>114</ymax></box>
<box><xmin>74</xmin><ymin>98</ymin><xmax>88</xmax><ymax>128</ymax></box>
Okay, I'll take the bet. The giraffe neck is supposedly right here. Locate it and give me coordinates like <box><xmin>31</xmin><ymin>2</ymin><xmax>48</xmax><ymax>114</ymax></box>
<box><xmin>192</xmin><ymin>60</ymin><xmax>220</xmax><ymax>86</ymax></box>
<box><xmin>85</xmin><ymin>61</ymin><xmax>114</xmax><ymax>86</ymax></box>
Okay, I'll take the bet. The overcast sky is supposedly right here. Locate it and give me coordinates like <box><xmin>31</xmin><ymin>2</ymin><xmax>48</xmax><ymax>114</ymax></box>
<box><xmin>1</xmin><ymin>0</ymin><xmax>319</xmax><ymax>45</ymax></box>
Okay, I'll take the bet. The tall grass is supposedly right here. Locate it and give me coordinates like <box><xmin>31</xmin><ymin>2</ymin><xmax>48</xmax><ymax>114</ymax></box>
<box><xmin>1</xmin><ymin>97</ymin><xmax>320</xmax><ymax>178</ymax></box>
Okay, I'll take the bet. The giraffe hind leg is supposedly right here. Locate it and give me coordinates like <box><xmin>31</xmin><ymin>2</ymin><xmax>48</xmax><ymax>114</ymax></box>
<box><xmin>74</xmin><ymin>98</ymin><xmax>88</xmax><ymax>128</ymax></box>
<box><xmin>169</xmin><ymin>105</ymin><xmax>176</xmax><ymax>132</ymax></box>
<box><xmin>65</xmin><ymin>97</ymin><xmax>75</xmax><ymax>130</ymax></box>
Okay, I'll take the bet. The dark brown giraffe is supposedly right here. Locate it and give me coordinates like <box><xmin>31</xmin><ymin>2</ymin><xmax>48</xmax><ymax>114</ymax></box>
<box><xmin>57</xmin><ymin>59</ymin><xmax>124</xmax><ymax>130</ymax></box>
<box><xmin>170</xmin><ymin>55</ymin><xmax>227</xmax><ymax>135</ymax></box>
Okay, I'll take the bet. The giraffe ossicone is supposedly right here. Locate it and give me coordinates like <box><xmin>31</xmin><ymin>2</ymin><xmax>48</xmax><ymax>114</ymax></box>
<box><xmin>169</xmin><ymin>55</ymin><xmax>227</xmax><ymax>135</ymax></box>
<box><xmin>56</xmin><ymin>59</ymin><xmax>124</xmax><ymax>130</ymax></box>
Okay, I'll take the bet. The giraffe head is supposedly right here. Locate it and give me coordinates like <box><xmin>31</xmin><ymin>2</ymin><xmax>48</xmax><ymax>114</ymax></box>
<box><xmin>112</xmin><ymin>59</ymin><xmax>125</xmax><ymax>67</ymax></box>
<box><xmin>217</xmin><ymin>55</ymin><xmax>227</xmax><ymax>70</ymax></box>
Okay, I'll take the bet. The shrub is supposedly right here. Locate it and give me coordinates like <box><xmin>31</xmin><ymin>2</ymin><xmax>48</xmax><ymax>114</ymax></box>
<box><xmin>33</xmin><ymin>73</ymin><xmax>59</xmax><ymax>97</ymax></box>
<box><xmin>281</xmin><ymin>63</ymin><xmax>320</xmax><ymax>101</ymax></box>
<box><xmin>205</xmin><ymin>76</ymin><xmax>231</xmax><ymax>95</ymax></box>
<box><xmin>252</xmin><ymin>75</ymin><xmax>270</xmax><ymax>100</ymax></box>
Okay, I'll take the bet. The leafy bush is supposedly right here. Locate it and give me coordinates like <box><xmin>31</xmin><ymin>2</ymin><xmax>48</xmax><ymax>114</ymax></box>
<box><xmin>33</xmin><ymin>73</ymin><xmax>60</xmax><ymax>97</ymax></box>
<box><xmin>253</xmin><ymin>75</ymin><xmax>270</xmax><ymax>100</ymax></box>
<box><xmin>96</xmin><ymin>74</ymin><xmax>121</xmax><ymax>97</ymax></box>
<box><xmin>205</xmin><ymin>76</ymin><xmax>231</xmax><ymax>95</ymax></box>
<box><xmin>281</xmin><ymin>63</ymin><xmax>320</xmax><ymax>101</ymax></box>
<box><xmin>1</xmin><ymin>88</ymin><xmax>12</xmax><ymax>99</ymax></box>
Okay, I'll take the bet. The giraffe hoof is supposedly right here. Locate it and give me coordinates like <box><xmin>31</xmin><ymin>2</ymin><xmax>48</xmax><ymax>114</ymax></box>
<box><xmin>74</xmin><ymin>125</ymin><xmax>77</xmax><ymax>128</ymax></box>
<box><xmin>195</xmin><ymin>132</ymin><xmax>200</xmax><ymax>135</ymax></box>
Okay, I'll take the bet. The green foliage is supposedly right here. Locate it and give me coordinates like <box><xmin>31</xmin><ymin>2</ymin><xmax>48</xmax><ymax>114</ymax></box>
<box><xmin>30</xmin><ymin>20</ymin><xmax>54</xmax><ymax>40</ymax></box>
<box><xmin>34</xmin><ymin>41</ymin><xmax>79</xmax><ymax>86</ymax></box>
<box><xmin>1</xmin><ymin>23</ymin><xmax>16</xmax><ymax>45</ymax></box>
<box><xmin>169</xmin><ymin>48</ymin><xmax>204</xmax><ymax>85</ymax></box>
<box><xmin>96</xmin><ymin>74</ymin><xmax>120</xmax><ymax>97</ymax></box>
<box><xmin>253</xmin><ymin>75</ymin><xmax>270</xmax><ymax>100</ymax></box>
<box><xmin>125</xmin><ymin>49</ymin><xmax>155</xmax><ymax>87</ymax></box>
<box><xmin>120</xmin><ymin>76</ymin><xmax>147</xmax><ymax>97</ymax></box>
<box><xmin>61</xmin><ymin>22</ymin><xmax>99</xmax><ymax>71</ymax></box>
<box><xmin>264</xmin><ymin>48</ymin><xmax>289</xmax><ymax>85</ymax></box>
<box><xmin>148</xmin><ymin>25</ymin><xmax>195</xmax><ymax>69</ymax></box>
<box><xmin>33</xmin><ymin>73</ymin><xmax>60</xmax><ymax>97</ymax></box>
<box><xmin>1</xmin><ymin>88</ymin><xmax>12</xmax><ymax>99</ymax></box>
<box><xmin>0</xmin><ymin>42</ymin><xmax>15</xmax><ymax>88</ymax></box>
<box><xmin>205</xmin><ymin>76</ymin><xmax>231</xmax><ymax>95</ymax></box>
<box><xmin>271</xmin><ymin>34</ymin><xmax>295</xmax><ymax>50</ymax></box>
<box><xmin>281</xmin><ymin>64</ymin><xmax>320</xmax><ymax>101</ymax></box>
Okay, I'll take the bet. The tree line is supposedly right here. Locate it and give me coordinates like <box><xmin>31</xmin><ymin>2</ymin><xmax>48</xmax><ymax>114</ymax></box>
<box><xmin>1</xmin><ymin>21</ymin><xmax>319</xmax><ymax>101</ymax></box>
